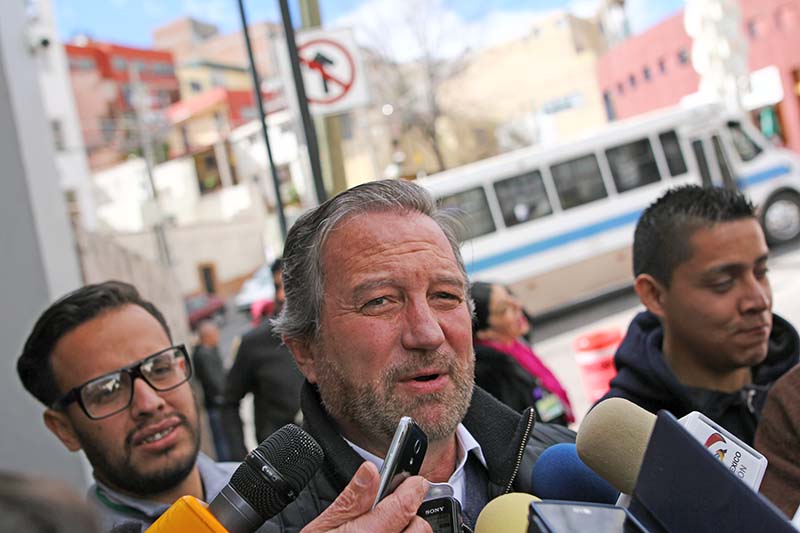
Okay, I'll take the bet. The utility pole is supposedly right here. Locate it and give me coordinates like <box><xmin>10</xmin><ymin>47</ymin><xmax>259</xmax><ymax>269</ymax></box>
<box><xmin>237</xmin><ymin>0</ymin><xmax>288</xmax><ymax>238</ymax></box>
<box><xmin>129</xmin><ymin>63</ymin><xmax>171</xmax><ymax>266</ymax></box>
<box><xmin>278</xmin><ymin>0</ymin><xmax>327</xmax><ymax>204</ymax></box>
<box><xmin>298</xmin><ymin>0</ymin><xmax>349</xmax><ymax>195</ymax></box>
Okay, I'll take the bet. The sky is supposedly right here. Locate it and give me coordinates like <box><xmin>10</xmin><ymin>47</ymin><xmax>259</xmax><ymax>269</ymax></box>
<box><xmin>54</xmin><ymin>0</ymin><xmax>686</xmax><ymax>61</ymax></box>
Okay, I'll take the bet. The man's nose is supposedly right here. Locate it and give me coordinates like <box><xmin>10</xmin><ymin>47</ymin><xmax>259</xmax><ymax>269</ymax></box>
<box><xmin>740</xmin><ymin>275</ymin><xmax>771</xmax><ymax>314</ymax></box>
<box><xmin>401</xmin><ymin>300</ymin><xmax>446</xmax><ymax>352</ymax></box>
<box><xmin>129</xmin><ymin>377</ymin><xmax>166</xmax><ymax>418</ymax></box>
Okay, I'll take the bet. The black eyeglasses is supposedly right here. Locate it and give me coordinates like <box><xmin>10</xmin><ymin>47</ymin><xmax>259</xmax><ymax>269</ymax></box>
<box><xmin>51</xmin><ymin>345</ymin><xmax>193</xmax><ymax>420</ymax></box>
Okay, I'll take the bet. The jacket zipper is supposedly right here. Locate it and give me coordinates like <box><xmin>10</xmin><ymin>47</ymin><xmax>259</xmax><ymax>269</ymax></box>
<box><xmin>504</xmin><ymin>408</ymin><xmax>535</xmax><ymax>493</ymax></box>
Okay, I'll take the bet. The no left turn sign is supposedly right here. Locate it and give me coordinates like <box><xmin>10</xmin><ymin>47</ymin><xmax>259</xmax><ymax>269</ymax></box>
<box><xmin>293</xmin><ymin>28</ymin><xmax>369</xmax><ymax>116</ymax></box>
<box><xmin>299</xmin><ymin>38</ymin><xmax>355</xmax><ymax>105</ymax></box>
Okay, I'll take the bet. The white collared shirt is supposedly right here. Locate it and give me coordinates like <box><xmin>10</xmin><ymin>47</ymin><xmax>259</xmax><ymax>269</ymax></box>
<box><xmin>345</xmin><ymin>423</ymin><xmax>487</xmax><ymax>507</ymax></box>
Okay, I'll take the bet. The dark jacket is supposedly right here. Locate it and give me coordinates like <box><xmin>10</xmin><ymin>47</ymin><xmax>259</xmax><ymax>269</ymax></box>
<box><xmin>258</xmin><ymin>381</ymin><xmax>575</xmax><ymax>532</ymax></box>
<box><xmin>598</xmin><ymin>311</ymin><xmax>799</xmax><ymax>445</ymax></box>
<box><xmin>223</xmin><ymin>321</ymin><xmax>305</xmax><ymax>458</ymax></box>
<box><xmin>191</xmin><ymin>344</ymin><xmax>226</xmax><ymax>408</ymax></box>
<box><xmin>755</xmin><ymin>364</ymin><xmax>800</xmax><ymax>518</ymax></box>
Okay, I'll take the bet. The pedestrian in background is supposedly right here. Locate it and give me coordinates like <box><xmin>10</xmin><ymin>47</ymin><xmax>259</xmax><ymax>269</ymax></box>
<box><xmin>192</xmin><ymin>320</ymin><xmax>232</xmax><ymax>460</ymax></box>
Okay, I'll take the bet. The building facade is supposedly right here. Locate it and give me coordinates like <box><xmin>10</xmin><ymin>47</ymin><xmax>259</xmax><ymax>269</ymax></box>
<box><xmin>64</xmin><ymin>40</ymin><xmax>179</xmax><ymax>170</ymax></box>
<box><xmin>597</xmin><ymin>0</ymin><xmax>800</xmax><ymax>152</ymax></box>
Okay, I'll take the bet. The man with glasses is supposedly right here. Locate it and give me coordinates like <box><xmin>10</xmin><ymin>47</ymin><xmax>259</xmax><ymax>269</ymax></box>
<box><xmin>17</xmin><ymin>280</ymin><xmax>440</xmax><ymax>532</ymax></box>
<box><xmin>16</xmin><ymin>281</ymin><xmax>237</xmax><ymax>531</ymax></box>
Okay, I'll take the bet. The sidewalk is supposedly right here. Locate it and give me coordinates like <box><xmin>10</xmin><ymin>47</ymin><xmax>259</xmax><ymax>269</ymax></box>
<box><xmin>535</xmin><ymin>245</ymin><xmax>800</xmax><ymax>426</ymax></box>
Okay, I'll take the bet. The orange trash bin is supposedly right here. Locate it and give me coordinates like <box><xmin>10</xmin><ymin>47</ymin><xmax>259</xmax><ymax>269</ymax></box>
<box><xmin>573</xmin><ymin>328</ymin><xmax>623</xmax><ymax>404</ymax></box>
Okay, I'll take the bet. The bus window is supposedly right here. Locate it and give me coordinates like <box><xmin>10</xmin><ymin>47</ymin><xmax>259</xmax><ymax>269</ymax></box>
<box><xmin>727</xmin><ymin>121</ymin><xmax>763</xmax><ymax>162</ymax></box>
<box><xmin>712</xmin><ymin>134</ymin><xmax>736</xmax><ymax>190</ymax></box>
<box><xmin>436</xmin><ymin>186</ymin><xmax>496</xmax><ymax>240</ymax></box>
<box><xmin>691</xmin><ymin>139</ymin><xmax>713</xmax><ymax>187</ymax></box>
<box><xmin>550</xmin><ymin>154</ymin><xmax>607</xmax><ymax>209</ymax></box>
<box><xmin>658</xmin><ymin>130</ymin><xmax>688</xmax><ymax>176</ymax></box>
<box><xmin>493</xmin><ymin>169</ymin><xmax>553</xmax><ymax>227</ymax></box>
<box><xmin>605</xmin><ymin>138</ymin><xmax>661</xmax><ymax>193</ymax></box>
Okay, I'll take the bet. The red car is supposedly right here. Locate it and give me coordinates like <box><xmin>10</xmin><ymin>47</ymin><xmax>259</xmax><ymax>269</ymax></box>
<box><xmin>185</xmin><ymin>293</ymin><xmax>226</xmax><ymax>330</ymax></box>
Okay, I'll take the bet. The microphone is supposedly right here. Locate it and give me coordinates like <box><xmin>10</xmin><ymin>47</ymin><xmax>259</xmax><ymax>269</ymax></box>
<box><xmin>531</xmin><ymin>443</ymin><xmax>618</xmax><ymax>504</ymax></box>
<box><xmin>474</xmin><ymin>492</ymin><xmax>540</xmax><ymax>533</ymax></box>
<box><xmin>577</xmin><ymin>398</ymin><xmax>767</xmax><ymax>493</ymax></box>
<box><xmin>577</xmin><ymin>399</ymin><xmax>793</xmax><ymax>533</ymax></box>
<box><xmin>147</xmin><ymin>424</ymin><xmax>323</xmax><ymax>533</ymax></box>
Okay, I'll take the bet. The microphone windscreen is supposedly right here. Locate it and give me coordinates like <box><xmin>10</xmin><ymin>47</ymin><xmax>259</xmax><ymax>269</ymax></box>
<box><xmin>474</xmin><ymin>492</ymin><xmax>540</xmax><ymax>533</ymax></box>
<box><xmin>576</xmin><ymin>398</ymin><xmax>656</xmax><ymax>494</ymax></box>
<box><xmin>531</xmin><ymin>443</ymin><xmax>619</xmax><ymax>504</ymax></box>
<box><xmin>229</xmin><ymin>424</ymin><xmax>324</xmax><ymax>519</ymax></box>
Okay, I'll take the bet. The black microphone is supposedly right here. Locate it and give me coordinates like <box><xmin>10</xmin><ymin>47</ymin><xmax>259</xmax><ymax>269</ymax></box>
<box><xmin>147</xmin><ymin>424</ymin><xmax>324</xmax><ymax>533</ymax></box>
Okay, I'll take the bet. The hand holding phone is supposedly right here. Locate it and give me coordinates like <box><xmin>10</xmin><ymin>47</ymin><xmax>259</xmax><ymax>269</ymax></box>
<box><xmin>372</xmin><ymin>416</ymin><xmax>428</xmax><ymax>509</ymax></box>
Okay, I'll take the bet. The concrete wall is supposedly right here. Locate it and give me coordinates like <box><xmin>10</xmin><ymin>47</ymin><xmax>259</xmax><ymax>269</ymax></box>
<box><xmin>112</xmin><ymin>219</ymin><xmax>268</xmax><ymax>296</ymax></box>
<box><xmin>0</xmin><ymin>0</ymin><xmax>86</xmax><ymax>487</ymax></box>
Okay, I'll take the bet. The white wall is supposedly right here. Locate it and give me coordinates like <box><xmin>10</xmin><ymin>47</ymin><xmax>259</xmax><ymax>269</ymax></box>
<box><xmin>32</xmin><ymin>0</ymin><xmax>97</xmax><ymax>229</ymax></box>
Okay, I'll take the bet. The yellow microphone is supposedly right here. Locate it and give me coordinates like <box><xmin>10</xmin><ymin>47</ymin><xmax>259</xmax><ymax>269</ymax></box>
<box><xmin>474</xmin><ymin>492</ymin><xmax>541</xmax><ymax>533</ymax></box>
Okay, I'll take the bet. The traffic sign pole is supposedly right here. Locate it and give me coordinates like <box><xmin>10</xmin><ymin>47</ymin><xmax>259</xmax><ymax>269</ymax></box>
<box><xmin>299</xmin><ymin>0</ymin><xmax>349</xmax><ymax>196</ymax></box>
<box><xmin>278</xmin><ymin>0</ymin><xmax>327</xmax><ymax>205</ymax></box>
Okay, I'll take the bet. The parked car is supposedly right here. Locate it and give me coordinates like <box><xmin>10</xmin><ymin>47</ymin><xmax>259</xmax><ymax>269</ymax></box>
<box><xmin>234</xmin><ymin>265</ymin><xmax>275</xmax><ymax>312</ymax></box>
<box><xmin>185</xmin><ymin>293</ymin><xmax>226</xmax><ymax>330</ymax></box>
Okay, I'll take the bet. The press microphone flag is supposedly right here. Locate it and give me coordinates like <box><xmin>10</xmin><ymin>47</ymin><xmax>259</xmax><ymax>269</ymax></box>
<box><xmin>147</xmin><ymin>424</ymin><xmax>323</xmax><ymax>533</ymax></box>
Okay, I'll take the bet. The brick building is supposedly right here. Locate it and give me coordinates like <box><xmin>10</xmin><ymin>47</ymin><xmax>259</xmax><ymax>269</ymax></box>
<box><xmin>598</xmin><ymin>0</ymin><xmax>800</xmax><ymax>152</ymax></box>
<box><xmin>65</xmin><ymin>40</ymin><xmax>180</xmax><ymax>169</ymax></box>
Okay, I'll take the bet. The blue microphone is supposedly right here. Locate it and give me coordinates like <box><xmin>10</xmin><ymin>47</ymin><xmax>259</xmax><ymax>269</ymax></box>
<box><xmin>531</xmin><ymin>443</ymin><xmax>619</xmax><ymax>504</ymax></box>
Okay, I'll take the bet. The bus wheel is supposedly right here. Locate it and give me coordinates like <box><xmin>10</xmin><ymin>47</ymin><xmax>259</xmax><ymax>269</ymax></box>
<box><xmin>763</xmin><ymin>191</ymin><xmax>800</xmax><ymax>245</ymax></box>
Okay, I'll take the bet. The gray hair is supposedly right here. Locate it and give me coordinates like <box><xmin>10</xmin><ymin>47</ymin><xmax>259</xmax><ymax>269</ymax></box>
<box><xmin>272</xmin><ymin>179</ymin><xmax>469</xmax><ymax>342</ymax></box>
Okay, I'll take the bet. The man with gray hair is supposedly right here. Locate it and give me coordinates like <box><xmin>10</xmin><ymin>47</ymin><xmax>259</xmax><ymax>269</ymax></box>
<box><xmin>264</xmin><ymin>179</ymin><xmax>574</xmax><ymax>531</ymax></box>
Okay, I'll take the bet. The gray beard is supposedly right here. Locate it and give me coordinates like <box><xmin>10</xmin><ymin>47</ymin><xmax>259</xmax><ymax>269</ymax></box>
<box><xmin>314</xmin><ymin>347</ymin><xmax>475</xmax><ymax>448</ymax></box>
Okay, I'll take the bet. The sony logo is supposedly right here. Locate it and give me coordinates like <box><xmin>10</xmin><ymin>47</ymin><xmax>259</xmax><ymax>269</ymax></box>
<box><xmin>424</xmin><ymin>506</ymin><xmax>445</xmax><ymax>515</ymax></box>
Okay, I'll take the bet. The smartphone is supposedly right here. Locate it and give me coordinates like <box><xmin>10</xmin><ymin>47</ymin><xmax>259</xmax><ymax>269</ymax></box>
<box><xmin>372</xmin><ymin>416</ymin><xmax>428</xmax><ymax>509</ymax></box>
<box><xmin>528</xmin><ymin>501</ymin><xmax>648</xmax><ymax>533</ymax></box>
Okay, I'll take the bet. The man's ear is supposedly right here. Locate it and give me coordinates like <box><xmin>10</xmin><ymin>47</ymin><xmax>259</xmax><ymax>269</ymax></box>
<box><xmin>283</xmin><ymin>337</ymin><xmax>318</xmax><ymax>384</ymax></box>
<box><xmin>634</xmin><ymin>273</ymin><xmax>668</xmax><ymax>319</ymax></box>
<box><xmin>43</xmin><ymin>409</ymin><xmax>82</xmax><ymax>452</ymax></box>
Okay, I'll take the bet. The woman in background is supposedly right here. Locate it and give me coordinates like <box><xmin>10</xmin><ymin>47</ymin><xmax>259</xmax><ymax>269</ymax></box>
<box><xmin>471</xmin><ymin>281</ymin><xmax>574</xmax><ymax>425</ymax></box>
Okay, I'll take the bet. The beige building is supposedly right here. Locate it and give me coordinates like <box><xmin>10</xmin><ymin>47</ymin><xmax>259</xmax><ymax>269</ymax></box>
<box><xmin>153</xmin><ymin>17</ymin><xmax>280</xmax><ymax>81</ymax></box>
<box><xmin>438</xmin><ymin>11</ymin><xmax>609</xmax><ymax>151</ymax></box>
<box><xmin>176</xmin><ymin>60</ymin><xmax>252</xmax><ymax>99</ymax></box>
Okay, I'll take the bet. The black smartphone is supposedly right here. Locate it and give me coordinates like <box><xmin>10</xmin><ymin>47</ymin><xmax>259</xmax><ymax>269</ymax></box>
<box><xmin>372</xmin><ymin>416</ymin><xmax>428</xmax><ymax>509</ymax></box>
<box><xmin>528</xmin><ymin>501</ymin><xmax>648</xmax><ymax>533</ymax></box>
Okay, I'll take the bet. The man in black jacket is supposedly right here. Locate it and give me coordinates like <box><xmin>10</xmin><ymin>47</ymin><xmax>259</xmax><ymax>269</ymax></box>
<box><xmin>599</xmin><ymin>185</ymin><xmax>799</xmax><ymax>445</ymax></box>
<box><xmin>223</xmin><ymin>259</ymin><xmax>304</xmax><ymax>459</ymax></box>
<box><xmin>264</xmin><ymin>179</ymin><xmax>574</xmax><ymax>531</ymax></box>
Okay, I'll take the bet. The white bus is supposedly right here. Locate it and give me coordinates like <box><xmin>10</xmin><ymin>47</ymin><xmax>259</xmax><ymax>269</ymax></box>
<box><xmin>417</xmin><ymin>103</ymin><xmax>800</xmax><ymax>317</ymax></box>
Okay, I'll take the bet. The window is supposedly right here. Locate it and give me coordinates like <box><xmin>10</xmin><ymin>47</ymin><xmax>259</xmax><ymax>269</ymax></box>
<box><xmin>69</xmin><ymin>57</ymin><xmax>95</xmax><ymax>70</ymax></box>
<box><xmin>617</xmin><ymin>82</ymin><xmax>624</xmax><ymax>95</ymax></box>
<box><xmin>658</xmin><ymin>58</ymin><xmax>666</xmax><ymax>73</ymax></box>
<box><xmin>493</xmin><ymin>170</ymin><xmax>553</xmax><ymax>227</ymax></box>
<box><xmin>643</xmin><ymin>66</ymin><xmax>651</xmax><ymax>81</ymax></box>
<box><xmin>50</xmin><ymin>120</ymin><xmax>65</xmax><ymax>151</ymax></box>
<box><xmin>712</xmin><ymin>135</ymin><xmax>736</xmax><ymax>188</ymax></box>
<box><xmin>603</xmin><ymin>91</ymin><xmax>616</xmax><ymax>121</ymax></box>
<box><xmin>541</xmin><ymin>93</ymin><xmax>584</xmax><ymax>115</ymax></box>
<box><xmin>605</xmin><ymin>138</ymin><xmax>661</xmax><ymax>193</ymax></box>
<box><xmin>112</xmin><ymin>57</ymin><xmax>127</xmax><ymax>72</ymax></box>
<box><xmin>628</xmin><ymin>74</ymin><xmax>636</xmax><ymax>88</ymax></box>
<box><xmin>727</xmin><ymin>121</ymin><xmax>762</xmax><ymax>162</ymax></box>
<box><xmin>692</xmin><ymin>140</ymin><xmax>713</xmax><ymax>187</ymax></box>
<box><xmin>436</xmin><ymin>187</ymin><xmax>496</xmax><ymax>240</ymax></box>
<box><xmin>190</xmin><ymin>80</ymin><xmax>202</xmax><ymax>93</ymax></box>
<box><xmin>658</xmin><ymin>130</ymin><xmax>688</xmax><ymax>176</ymax></box>
<box><xmin>550</xmin><ymin>154</ymin><xmax>607</xmax><ymax>209</ymax></box>
<box><xmin>747</xmin><ymin>19</ymin><xmax>758</xmax><ymax>38</ymax></box>
<box><xmin>677</xmin><ymin>48</ymin><xmax>689</xmax><ymax>65</ymax></box>
<box><xmin>340</xmin><ymin>113</ymin><xmax>353</xmax><ymax>140</ymax></box>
